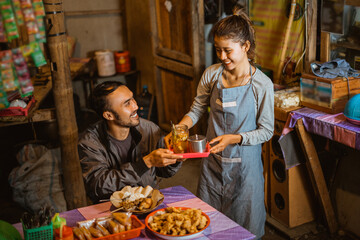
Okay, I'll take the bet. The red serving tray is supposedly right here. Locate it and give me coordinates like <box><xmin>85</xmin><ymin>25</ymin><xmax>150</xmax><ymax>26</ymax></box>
<box><xmin>170</xmin><ymin>142</ymin><xmax>211</xmax><ymax>158</ymax></box>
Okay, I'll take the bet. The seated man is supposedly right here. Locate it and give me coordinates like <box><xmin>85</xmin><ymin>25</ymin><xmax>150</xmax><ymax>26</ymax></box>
<box><xmin>78</xmin><ymin>81</ymin><xmax>182</xmax><ymax>203</ymax></box>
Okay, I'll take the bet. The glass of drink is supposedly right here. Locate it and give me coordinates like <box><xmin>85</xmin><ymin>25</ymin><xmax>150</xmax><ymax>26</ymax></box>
<box><xmin>172</xmin><ymin>124</ymin><xmax>189</xmax><ymax>153</ymax></box>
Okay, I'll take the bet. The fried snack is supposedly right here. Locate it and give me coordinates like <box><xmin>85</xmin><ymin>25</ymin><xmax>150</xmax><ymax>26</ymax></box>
<box><xmin>198</xmin><ymin>215</ymin><xmax>208</xmax><ymax>229</ymax></box>
<box><xmin>148</xmin><ymin>208</ymin><xmax>208</xmax><ymax>236</ymax></box>
<box><xmin>141</xmin><ymin>185</ymin><xmax>153</xmax><ymax>197</ymax></box>
<box><xmin>125</xmin><ymin>222</ymin><xmax>132</xmax><ymax>231</ymax></box>
<box><xmin>112</xmin><ymin>212</ymin><xmax>130</xmax><ymax>225</ymax></box>
<box><xmin>73</xmin><ymin>227</ymin><xmax>85</xmax><ymax>240</ymax></box>
<box><xmin>133</xmin><ymin>186</ymin><xmax>143</xmax><ymax>195</ymax></box>
<box><xmin>107</xmin><ymin>220</ymin><xmax>120</xmax><ymax>234</ymax></box>
<box><xmin>138</xmin><ymin>198</ymin><xmax>152</xmax><ymax>210</ymax></box>
<box><xmin>88</xmin><ymin>226</ymin><xmax>103</xmax><ymax>238</ymax></box>
<box><xmin>118</xmin><ymin>223</ymin><xmax>126</xmax><ymax>232</ymax></box>
<box><xmin>95</xmin><ymin>223</ymin><xmax>110</xmax><ymax>236</ymax></box>
<box><xmin>80</xmin><ymin>226</ymin><xmax>93</xmax><ymax>240</ymax></box>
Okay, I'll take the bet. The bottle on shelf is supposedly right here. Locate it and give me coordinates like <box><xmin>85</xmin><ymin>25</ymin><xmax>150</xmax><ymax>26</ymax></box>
<box><xmin>135</xmin><ymin>85</ymin><xmax>158</xmax><ymax>124</ymax></box>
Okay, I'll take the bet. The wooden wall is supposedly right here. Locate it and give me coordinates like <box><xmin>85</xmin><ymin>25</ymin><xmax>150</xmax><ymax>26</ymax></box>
<box><xmin>63</xmin><ymin>0</ymin><xmax>125</xmax><ymax>58</ymax></box>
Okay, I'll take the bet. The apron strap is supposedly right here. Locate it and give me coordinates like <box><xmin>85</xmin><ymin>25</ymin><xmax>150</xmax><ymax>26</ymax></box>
<box><xmin>249</xmin><ymin>64</ymin><xmax>253</xmax><ymax>84</ymax></box>
<box><xmin>213</xmin><ymin>63</ymin><xmax>253</xmax><ymax>95</ymax></box>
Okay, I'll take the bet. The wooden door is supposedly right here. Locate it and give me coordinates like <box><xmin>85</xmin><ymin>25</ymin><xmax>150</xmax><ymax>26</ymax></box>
<box><xmin>149</xmin><ymin>0</ymin><xmax>205</xmax><ymax>133</ymax></box>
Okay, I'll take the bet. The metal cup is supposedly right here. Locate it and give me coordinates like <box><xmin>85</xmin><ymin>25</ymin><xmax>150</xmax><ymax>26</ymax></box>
<box><xmin>187</xmin><ymin>134</ymin><xmax>207</xmax><ymax>153</ymax></box>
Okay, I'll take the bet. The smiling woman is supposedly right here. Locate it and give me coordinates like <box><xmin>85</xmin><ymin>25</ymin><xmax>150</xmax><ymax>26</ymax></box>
<box><xmin>165</xmin><ymin>5</ymin><xmax>274</xmax><ymax>239</ymax></box>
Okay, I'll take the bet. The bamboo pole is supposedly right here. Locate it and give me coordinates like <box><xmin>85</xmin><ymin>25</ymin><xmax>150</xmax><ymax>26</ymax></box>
<box><xmin>43</xmin><ymin>0</ymin><xmax>87</xmax><ymax>209</ymax></box>
<box><xmin>275</xmin><ymin>0</ymin><xmax>296</xmax><ymax>84</ymax></box>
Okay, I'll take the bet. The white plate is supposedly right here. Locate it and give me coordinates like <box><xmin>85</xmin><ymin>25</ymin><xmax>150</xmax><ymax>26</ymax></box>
<box><xmin>110</xmin><ymin>187</ymin><xmax>164</xmax><ymax>214</ymax></box>
<box><xmin>145</xmin><ymin>207</ymin><xmax>210</xmax><ymax>240</ymax></box>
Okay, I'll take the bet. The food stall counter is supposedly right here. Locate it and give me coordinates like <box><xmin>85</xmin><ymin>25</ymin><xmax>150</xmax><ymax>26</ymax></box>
<box><xmin>13</xmin><ymin>185</ymin><xmax>256</xmax><ymax>240</ymax></box>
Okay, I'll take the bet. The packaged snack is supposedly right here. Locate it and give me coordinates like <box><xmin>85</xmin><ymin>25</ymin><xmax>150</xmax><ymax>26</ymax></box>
<box><xmin>13</xmin><ymin>0</ymin><xmax>25</xmax><ymax>25</ymax></box>
<box><xmin>21</xmin><ymin>44</ymin><xmax>33</xmax><ymax>57</ymax></box>
<box><xmin>0</xmin><ymin>0</ymin><xmax>20</xmax><ymax>40</ymax></box>
<box><xmin>32</xmin><ymin>0</ymin><xmax>45</xmax><ymax>17</ymax></box>
<box><xmin>19</xmin><ymin>0</ymin><xmax>32</xmax><ymax>9</ymax></box>
<box><xmin>12</xmin><ymin>48</ymin><xmax>33</xmax><ymax>96</ymax></box>
<box><xmin>0</xmin><ymin>12</ymin><xmax>8</xmax><ymax>42</ymax></box>
<box><xmin>21</xmin><ymin>1</ymin><xmax>39</xmax><ymax>35</ymax></box>
<box><xmin>0</xmin><ymin>50</ymin><xmax>20</xmax><ymax>92</ymax></box>
<box><xmin>35</xmin><ymin>18</ymin><xmax>46</xmax><ymax>43</ymax></box>
<box><xmin>30</xmin><ymin>42</ymin><xmax>47</xmax><ymax>67</ymax></box>
<box><xmin>0</xmin><ymin>80</ymin><xmax>10</xmax><ymax>109</ymax></box>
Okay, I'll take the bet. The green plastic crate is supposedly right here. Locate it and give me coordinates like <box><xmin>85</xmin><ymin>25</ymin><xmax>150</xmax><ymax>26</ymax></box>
<box><xmin>22</xmin><ymin>222</ymin><xmax>53</xmax><ymax>240</ymax></box>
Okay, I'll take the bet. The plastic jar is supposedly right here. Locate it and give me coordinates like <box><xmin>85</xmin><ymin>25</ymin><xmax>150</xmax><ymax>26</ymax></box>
<box><xmin>95</xmin><ymin>50</ymin><xmax>116</xmax><ymax>77</ymax></box>
<box><xmin>55</xmin><ymin>225</ymin><xmax>73</xmax><ymax>240</ymax></box>
<box><xmin>114</xmin><ymin>50</ymin><xmax>131</xmax><ymax>73</ymax></box>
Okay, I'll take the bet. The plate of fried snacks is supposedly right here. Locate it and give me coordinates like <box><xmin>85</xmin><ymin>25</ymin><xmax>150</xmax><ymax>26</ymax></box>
<box><xmin>110</xmin><ymin>185</ymin><xmax>164</xmax><ymax>214</ymax></box>
<box><xmin>145</xmin><ymin>207</ymin><xmax>210</xmax><ymax>240</ymax></box>
<box><xmin>73</xmin><ymin>212</ymin><xmax>144</xmax><ymax>240</ymax></box>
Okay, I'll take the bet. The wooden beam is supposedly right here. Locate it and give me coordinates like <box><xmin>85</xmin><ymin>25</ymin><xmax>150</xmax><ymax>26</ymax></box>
<box><xmin>156</xmin><ymin>47</ymin><xmax>192</xmax><ymax>65</ymax></box>
<box><xmin>305</xmin><ymin>0</ymin><xmax>317</xmax><ymax>73</ymax></box>
<box><xmin>44</xmin><ymin>0</ymin><xmax>87</xmax><ymax>209</ymax></box>
<box><xmin>64</xmin><ymin>9</ymin><xmax>122</xmax><ymax>17</ymax></box>
<box><xmin>295</xmin><ymin>118</ymin><xmax>338</xmax><ymax>234</ymax></box>
<box><xmin>345</xmin><ymin>0</ymin><xmax>360</xmax><ymax>6</ymax></box>
<box><xmin>154</xmin><ymin>56</ymin><xmax>194</xmax><ymax>78</ymax></box>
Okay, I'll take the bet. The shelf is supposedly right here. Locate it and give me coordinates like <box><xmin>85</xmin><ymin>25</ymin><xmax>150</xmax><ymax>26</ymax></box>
<box><xmin>345</xmin><ymin>0</ymin><xmax>360</xmax><ymax>6</ymax></box>
<box><xmin>333</xmin><ymin>42</ymin><xmax>360</xmax><ymax>51</ymax></box>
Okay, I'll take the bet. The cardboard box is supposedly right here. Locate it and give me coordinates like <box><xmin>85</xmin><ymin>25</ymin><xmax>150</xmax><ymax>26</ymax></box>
<box><xmin>300</xmin><ymin>73</ymin><xmax>360</xmax><ymax>113</ymax></box>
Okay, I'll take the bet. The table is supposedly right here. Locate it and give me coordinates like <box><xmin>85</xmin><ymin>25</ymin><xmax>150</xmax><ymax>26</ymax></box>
<box><xmin>280</xmin><ymin>107</ymin><xmax>360</xmax><ymax>234</ymax></box>
<box><xmin>283</xmin><ymin>107</ymin><xmax>360</xmax><ymax>151</ymax></box>
<box><xmin>14</xmin><ymin>186</ymin><xmax>256</xmax><ymax>240</ymax></box>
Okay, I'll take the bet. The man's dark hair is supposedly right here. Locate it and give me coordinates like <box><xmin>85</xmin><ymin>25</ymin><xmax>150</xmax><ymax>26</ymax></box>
<box><xmin>90</xmin><ymin>81</ymin><xmax>124</xmax><ymax>118</ymax></box>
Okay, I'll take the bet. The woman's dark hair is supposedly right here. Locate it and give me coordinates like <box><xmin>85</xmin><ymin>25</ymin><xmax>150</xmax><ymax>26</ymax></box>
<box><xmin>212</xmin><ymin>5</ymin><xmax>256</xmax><ymax>64</ymax></box>
<box><xmin>90</xmin><ymin>81</ymin><xmax>124</xmax><ymax>118</ymax></box>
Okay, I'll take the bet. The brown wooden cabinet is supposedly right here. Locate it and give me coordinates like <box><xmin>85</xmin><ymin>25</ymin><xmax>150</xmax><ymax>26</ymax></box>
<box><xmin>126</xmin><ymin>0</ymin><xmax>205</xmax><ymax>133</ymax></box>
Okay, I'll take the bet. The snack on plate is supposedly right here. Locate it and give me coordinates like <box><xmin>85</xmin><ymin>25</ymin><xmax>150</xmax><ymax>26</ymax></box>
<box><xmin>75</xmin><ymin>212</ymin><xmax>132</xmax><ymax>239</ymax></box>
<box><xmin>110</xmin><ymin>185</ymin><xmax>164</xmax><ymax>212</ymax></box>
<box><xmin>95</xmin><ymin>223</ymin><xmax>110</xmax><ymax>236</ymax></box>
<box><xmin>148</xmin><ymin>207</ymin><xmax>209</xmax><ymax>236</ymax></box>
<box><xmin>73</xmin><ymin>227</ymin><xmax>85</xmax><ymax>240</ymax></box>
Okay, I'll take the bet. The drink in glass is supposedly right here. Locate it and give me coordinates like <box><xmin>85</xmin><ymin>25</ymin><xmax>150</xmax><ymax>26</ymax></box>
<box><xmin>172</xmin><ymin>124</ymin><xmax>189</xmax><ymax>153</ymax></box>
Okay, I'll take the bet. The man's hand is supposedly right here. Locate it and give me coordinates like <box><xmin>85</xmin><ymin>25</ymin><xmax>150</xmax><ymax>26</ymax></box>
<box><xmin>209</xmin><ymin>134</ymin><xmax>242</xmax><ymax>154</ymax></box>
<box><xmin>164</xmin><ymin>132</ymin><xmax>172</xmax><ymax>149</ymax></box>
<box><xmin>143</xmin><ymin>149</ymin><xmax>183</xmax><ymax>168</ymax></box>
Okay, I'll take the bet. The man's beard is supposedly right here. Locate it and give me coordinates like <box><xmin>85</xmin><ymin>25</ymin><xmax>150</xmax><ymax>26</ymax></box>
<box><xmin>112</xmin><ymin>110</ymin><xmax>140</xmax><ymax>127</ymax></box>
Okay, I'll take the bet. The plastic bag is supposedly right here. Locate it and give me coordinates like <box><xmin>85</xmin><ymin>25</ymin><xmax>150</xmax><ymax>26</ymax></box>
<box><xmin>8</xmin><ymin>144</ymin><xmax>67</xmax><ymax>213</ymax></box>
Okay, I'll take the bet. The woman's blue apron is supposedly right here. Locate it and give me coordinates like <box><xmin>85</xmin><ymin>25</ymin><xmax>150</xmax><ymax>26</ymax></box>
<box><xmin>197</xmin><ymin>66</ymin><xmax>265</xmax><ymax>239</ymax></box>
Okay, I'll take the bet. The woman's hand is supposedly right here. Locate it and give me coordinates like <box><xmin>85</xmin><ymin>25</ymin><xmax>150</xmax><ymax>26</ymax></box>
<box><xmin>209</xmin><ymin>134</ymin><xmax>242</xmax><ymax>154</ymax></box>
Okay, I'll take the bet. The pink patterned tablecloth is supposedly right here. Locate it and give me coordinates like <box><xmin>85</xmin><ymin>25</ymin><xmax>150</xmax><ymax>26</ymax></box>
<box><xmin>14</xmin><ymin>185</ymin><xmax>256</xmax><ymax>240</ymax></box>
<box><xmin>283</xmin><ymin>107</ymin><xmax>360</xmax><ymax>150</ymax></box>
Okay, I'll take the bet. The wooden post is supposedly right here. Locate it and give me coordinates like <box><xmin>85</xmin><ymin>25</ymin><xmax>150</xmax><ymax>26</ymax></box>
<box><xmin>295</xmin><ymin>119</ymin><xmax>338</xmax><ymax>234</ymax></box>
<box><xmin>320</xmin><ymin>32</ymin><xmax>330</xmax><ymax>63</ymax></box>
<box><xmin>304</xmin><ymin>0</ymin><xmax>317</xmax><ymax>73</ymax></box>
<box><xmin>43</xmin><ymin>0</ymin><xmax>87</xmax><ymax>209</ymax></box>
